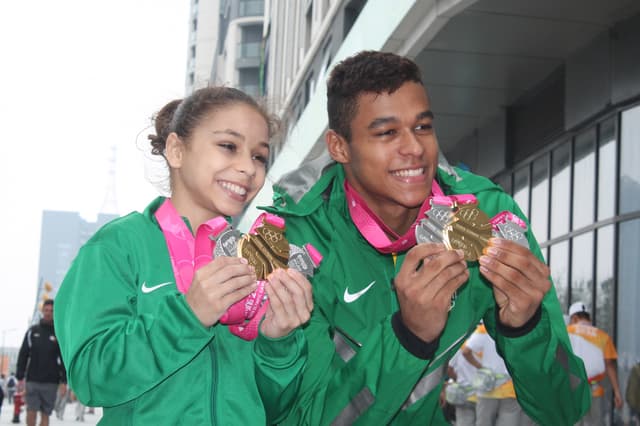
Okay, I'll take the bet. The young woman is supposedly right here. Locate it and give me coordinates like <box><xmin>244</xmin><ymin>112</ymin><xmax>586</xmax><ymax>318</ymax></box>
<box><xmin>55</xmin><ymin>87</ymin><xmax>313</xmax><ymax>425</ymax></box>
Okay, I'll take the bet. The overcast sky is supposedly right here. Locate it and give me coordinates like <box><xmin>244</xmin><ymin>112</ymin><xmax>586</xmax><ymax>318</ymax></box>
<box><xmin>0</xmin><ymin>0</ymin><xmax>189</xmax><ymax>348</ymax></box>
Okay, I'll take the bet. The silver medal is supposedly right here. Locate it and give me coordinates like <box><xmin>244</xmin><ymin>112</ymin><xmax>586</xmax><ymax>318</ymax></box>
<box><xmin>415</xmin><ymin>204</ymin><xmax>454</xmax><ymax>245</ymax></box>
<box><xmin>213</xmin><ymin>226</ymin><xmax>242</xmax><ymax>258</ymax></box>
<box><xmin>288</xmin><ymin>244</ymin><xmax>317</xmax><ymax>277</ymax></box>
<box><xmin>493</xmin><ymin>221</ymin><xmax>529</xmax><ymax>248</ymax></box>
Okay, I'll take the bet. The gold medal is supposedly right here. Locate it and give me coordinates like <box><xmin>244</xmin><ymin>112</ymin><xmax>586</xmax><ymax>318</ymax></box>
<box><xmin>238</xmin><ymin>220</ymin><xmax>290</xmax><ymax>280</ymax></box>
<box><xmin>443</xmin><ymin>202</ymin><xmax>492</xmax><ymax>261</ymax></box>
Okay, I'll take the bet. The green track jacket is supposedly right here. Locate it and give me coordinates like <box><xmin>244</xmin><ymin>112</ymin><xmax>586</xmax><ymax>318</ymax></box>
<box><xmin>262</xmin><ymin>163</ymin><xmax>590</xmax><ymax>425</ymax></box>
<box><xmin>55</xmin><ymin>197</ymin><xmax>307</xmax><ymax>425</ymax></box>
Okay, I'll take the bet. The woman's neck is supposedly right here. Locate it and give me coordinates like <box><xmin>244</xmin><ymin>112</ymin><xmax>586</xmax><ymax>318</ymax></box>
<box><xmin>169</xmin><ymin>195</ymin><xmax>218</xmax><ymax>234</ymax></box>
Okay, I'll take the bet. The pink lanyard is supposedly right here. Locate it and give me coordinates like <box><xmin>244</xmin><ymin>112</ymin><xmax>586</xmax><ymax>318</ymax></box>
<box><xmin>490</xmin><ymin>211</ymin><xmax>527</xmax><ymax>229</ymax></box>
<box><xmin>345</xmin><ymin>180</ymin><xmax>447</xmax><ymax>254</ymax></box>
<box><xmin>154</xmin><ymin>198</ymin><xmax>229</xmax><ymax>294</ymax></box>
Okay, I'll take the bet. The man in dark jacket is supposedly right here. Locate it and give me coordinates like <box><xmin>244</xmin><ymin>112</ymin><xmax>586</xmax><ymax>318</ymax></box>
<box><xmin>16</xmin><ymin>299</ymin><xmax>66</xmax><ymax>426</ymax></box>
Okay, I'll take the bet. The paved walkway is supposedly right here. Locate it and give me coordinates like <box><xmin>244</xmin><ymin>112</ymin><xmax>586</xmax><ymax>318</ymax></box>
<box><xmin>0</xmin><ymin>401</ymin><xmax>102</xmax><ymax>425</ymax></box>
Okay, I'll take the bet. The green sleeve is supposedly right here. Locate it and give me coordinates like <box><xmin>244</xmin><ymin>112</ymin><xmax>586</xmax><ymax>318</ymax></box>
<box><xmin>253</xmin><ymin>328</ymin><xmax>308</xmax><ymax>424</ymax></box>
<box><xmin>54</xmin><ymin>241</ymin><xmax>214</xmax><ymax>407</ymax></box>
<box><xmin>280</xmin><ymin>308</ymin><xmax>430</xmax><ymax>425</ymax></box>
<box><xmin>484</xmin><ymin>196</ymin><xmax>591</xmax><ymax>425</ymax></box>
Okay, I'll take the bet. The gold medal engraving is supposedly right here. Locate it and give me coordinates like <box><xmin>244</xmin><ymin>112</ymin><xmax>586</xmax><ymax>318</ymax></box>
<box><xmin>443</xmin><ymin>203</ymin><xmax>492</xmax><ymax>261</ymax></box>
<box><xmin>238</xmin><ymin>220</ymin><xmax>290</xmax><ymax>280</ymax></box>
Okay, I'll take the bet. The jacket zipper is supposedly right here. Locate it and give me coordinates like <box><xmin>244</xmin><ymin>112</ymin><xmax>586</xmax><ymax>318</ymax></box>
<box><xmin>210</xmin><ymin>342</ymin><xmax>217</xmax><ymax>424</ymax></box>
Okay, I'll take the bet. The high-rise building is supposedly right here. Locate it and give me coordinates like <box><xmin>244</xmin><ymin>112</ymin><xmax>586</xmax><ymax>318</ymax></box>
<box><xmin>34</xmin><ymin>211</ymin><xmax>118</xmax><ymax>320</ymax></box>
<box><xmin>186</xmin><ymin>0</ymin><xmax>221</xmax><ymax>93</ymax></box>
<box><xmin>211</xmin><ymin>0</ymin><xmax>265</xmax><ymax>97</ymax></box>
<box><xmin>186</xmin><ymin>0</ymin><xmax>265</xmax><ymax>96</ymax></box>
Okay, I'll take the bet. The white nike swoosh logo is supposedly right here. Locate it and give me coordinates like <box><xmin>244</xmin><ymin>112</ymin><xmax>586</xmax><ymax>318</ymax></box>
<box><xmin>141</xmin><ymin>281</ymin><xmax>173</xmax><ymax>294</ymax></box>
<box><xmin>343</xmin><ymin>281</ymin><xmax>376</xmax><ymax>303</ymax></box>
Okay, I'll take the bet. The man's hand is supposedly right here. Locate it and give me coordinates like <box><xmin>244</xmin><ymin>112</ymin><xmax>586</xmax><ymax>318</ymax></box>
<box><xmin>394</xmin><ymin>243</ymin><xmax>469</xmax><ymax>342</ymax></box>
<box><xmin>17</xmin><ymin>379</ymin><xmax>25</xmax><ymax>393</ymax></box>
<box><xmin>614</xmin><ymin>390</ymin><xmax>624</xmax><ymax>409</ymax></box>
<box><xmin>185</xmin><ymin>257</ymin><xmax>257</xmax><ymax>327</ymax></box>
<box><xmin>260</xmin><ymin>269</ymin><xmax>313</xmax><ymax>339</ymax></box>
<box><xmin>59</xmin><ymin>383</ymin><xmax>67</xmax><ymax>396</ymax></box>
<box><xmin>479</xmin><ymin>238</ymin><xmax>551</xmax><ymax>328</ymax></box>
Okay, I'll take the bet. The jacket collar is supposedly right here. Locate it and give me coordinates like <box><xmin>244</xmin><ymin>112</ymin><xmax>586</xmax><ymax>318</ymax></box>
<box><xmin>264</xmin><ymin>160</ymin><xmax>501</xmax><ymax>217</ymax></box>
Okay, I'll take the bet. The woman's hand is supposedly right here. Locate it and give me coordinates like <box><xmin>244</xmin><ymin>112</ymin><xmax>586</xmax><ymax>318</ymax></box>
<box><xmin>260</xmin><ymin>268</ymin><xmax>313</xmax><ymax>339</ymax></box>
<box><xmin>185</xmin><ymin>257</ymin><xmax>257</xmax><ymax>327</ymax></box>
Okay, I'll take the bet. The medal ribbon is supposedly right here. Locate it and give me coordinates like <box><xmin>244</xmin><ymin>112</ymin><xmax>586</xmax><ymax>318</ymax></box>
<box><xmin>154</xmin><ymin>198</ymin><xmax>229</xmax><ymax>294</ymax></box>
<box><xmin>345</xmin><ymin>180</ymin><xmax>446</xmax><ymax>254</ymax></box>
<box><xmin>431</xmin><ymin>193</ymin><xmax>477</xmax><ymax>207</ymax></box>
<box><xmin>489</xmin><ymin>211</ymin><xmax>527</xmax><ymax>230</ymax></box>
<box><xmin>249</xmin><ymin>212</ymin><xmax>286</xmax><ymax>233</ymax></box>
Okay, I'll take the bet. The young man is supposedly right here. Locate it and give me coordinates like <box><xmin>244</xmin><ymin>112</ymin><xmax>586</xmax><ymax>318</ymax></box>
<box><xmin>263</xmin><ymin>50</ymin><xmax>590</xmax><ymax>425</ymax></box>
<box><xmin>16</xmin><ymin>299</ymin><xmax>67</xmax><ymax>426</ymax></box>
<box><xmin>567</xmin><ymin>301</ymin><xmax>623</xmax><ymax>425</ymax></box>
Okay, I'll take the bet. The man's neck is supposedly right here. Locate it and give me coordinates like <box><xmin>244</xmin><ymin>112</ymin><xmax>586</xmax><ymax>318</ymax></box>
<box><xmin>377</xmin><ymin>206</ymin><xmax>421</xmax><ymax>236</ymax></box>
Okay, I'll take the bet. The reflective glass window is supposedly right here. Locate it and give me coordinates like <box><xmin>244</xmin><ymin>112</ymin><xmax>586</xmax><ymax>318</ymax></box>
<box><xmin>620</xmin><ymin>105</ymin><xmax>640</xmax><ymax>214</ymax></box>
<box><xmin>598</xmin><ymin>119</ymin><xmax>617</xmax><ymax>220</ymax></box>
<box><xmin>530</xmin><ymin>155</ymin><xmax>549</xmax><ymax>242</ymax></box>
<box><xmin>549</xmin><ymin>240</ymin><xmax>569</xmax><ymax>310</ymax></box>
<box><xmin>572</xmin><ymin>130</ymin><xmax>596</xmax><ymax>229</ymax></box>
<box><xmin>595</xmin><ymin>225</ymin><xmax>615</xmax><ymax>336</ymax></box>
<box><xmin>570</xmin><ymin>232</ymin><xmax>593</xmax><ymax>308</ymax></box>
<box><xmin>513</xmin><ymin>166</ymin><xmax>530</xmax><ymax>219</ymax></box>
<box><xmin>551</xmin><ymin>143</ymin><xmax>571</xmax><ymax>238</ymax></box>
<box><xmin>617</xmin><ymin>219</ymin><xmax>640</xmax><ymax>421</ymax></box>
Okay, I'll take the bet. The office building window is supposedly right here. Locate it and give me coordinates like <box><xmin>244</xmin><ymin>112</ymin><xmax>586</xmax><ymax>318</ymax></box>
<box><xmin>513</xmin><ymin>166</ymin><xmax>530</xmax><ymax>219</ymax></box>
<box><xmin>570</xmin><ymin>231</ymin><xmax>594</xmax><ymax>306</ymax></box>
<box><xmin>617</xmin><ymin>218</ymin><xmax>640</xmax><ymax>413</ymax></box>
<box><xmin>596</xmin><ymin>224</ymin><xmax>615</xmax><ymax>335</ymax></box>
<box><xmin>620</xmin><ymin>105</ymin><xmax>640</xmax><ymax>214</ymax></box>
<box><xmin>550</xmin><ymin>143</ymin><xmax>571</xmax><ymax>238</ymax></box>
<box><xmin>549</xmin><ymin>240</ymin><xmax>569</xmax><ymax>309</ymax></box>
<box><xmin>530</xmin><ymin>155</ymin><xmax>549</xmax><ymax>242</ymax></box>
<box><xmin>597</xmin><ymin>118</ymin><xmax>616</xmax><ymax>220</ymax></box>
<box><xmin>572</xmin><ymin>129</ymin><xmax>596</xmax><ymax>230</ymax></box>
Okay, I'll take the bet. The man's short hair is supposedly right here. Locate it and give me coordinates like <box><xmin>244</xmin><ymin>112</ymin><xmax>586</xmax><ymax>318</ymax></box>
<box><xmin>43</xmin><ymin>299</ymin><xmax>53</xmax><ymax>307</ymax></box>
<box><xmin>326</xmin><ymin>50</ymin><xmax>424</xmax><ymax>141</ymax></box>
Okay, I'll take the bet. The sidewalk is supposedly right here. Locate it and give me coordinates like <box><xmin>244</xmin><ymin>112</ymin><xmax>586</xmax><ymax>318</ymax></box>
<box><xmin>0</xmin><ymin>401</ymin><xmax>102</xmax><ymax>426</ymax></box>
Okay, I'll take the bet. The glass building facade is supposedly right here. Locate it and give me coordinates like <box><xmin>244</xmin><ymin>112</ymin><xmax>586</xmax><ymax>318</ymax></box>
<box><xmin>494</xmin><ymin>102</ymin><xmax>640</xmax><ymax>424</ymax></box>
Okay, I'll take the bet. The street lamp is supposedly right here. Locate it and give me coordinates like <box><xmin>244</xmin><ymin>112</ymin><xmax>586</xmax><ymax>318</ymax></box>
<box><xmin>1</xmin><ymin>328</ymin><xmax>17</xmax><ymax>375</ymax></box>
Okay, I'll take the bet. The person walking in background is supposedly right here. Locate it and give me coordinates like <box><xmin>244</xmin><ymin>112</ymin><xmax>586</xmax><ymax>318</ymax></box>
<box><xmin>16</xmin><ymin>299</ymin><xmax>67</xmax><ymax>426</ymax></box>
<box><xmin>54</xmin><ymin>86</ymin><xmax>314</xmax><ymax>425</ymax></box>
<box><xmin>463</xmin><ymin>323</ymin><xmax>528</xmax><ymax>426</ymax></box>
<box><xmin>0</xmin><ymin>373</ymin><xmax>5</xmax><ymax>416</ymax></box>
<box><xmin>53</xmin><ymin>384</ymin><xmax>71</xmax><ymax>420</ymax></box>
<box><xmin>447</xmin><ymin>343</ymin><xmax>479</xmax><ymax>426</ymax></box>
<box><xmin>263</xmin><ymin>50</ymin><xmax>590</xmax><ymax>425</ymax></box>
<box><xmin>626</xmin><ymin>361</ymin><xmax>640</xmax><ymax>425</ymax></box>
<box><xmin>567</xmin><ymin>301</ymin><xmax>623</xmax><ymax>426</ymax></box>
<box><xmin>73</xmin><ymin>389</ymin><xmax>85</xmax><ymax>422</ymax></box>
<box><xmin>6</xmin><ymin>372</ymin><xmax>17</xmax><ymax>404</ymax></box>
